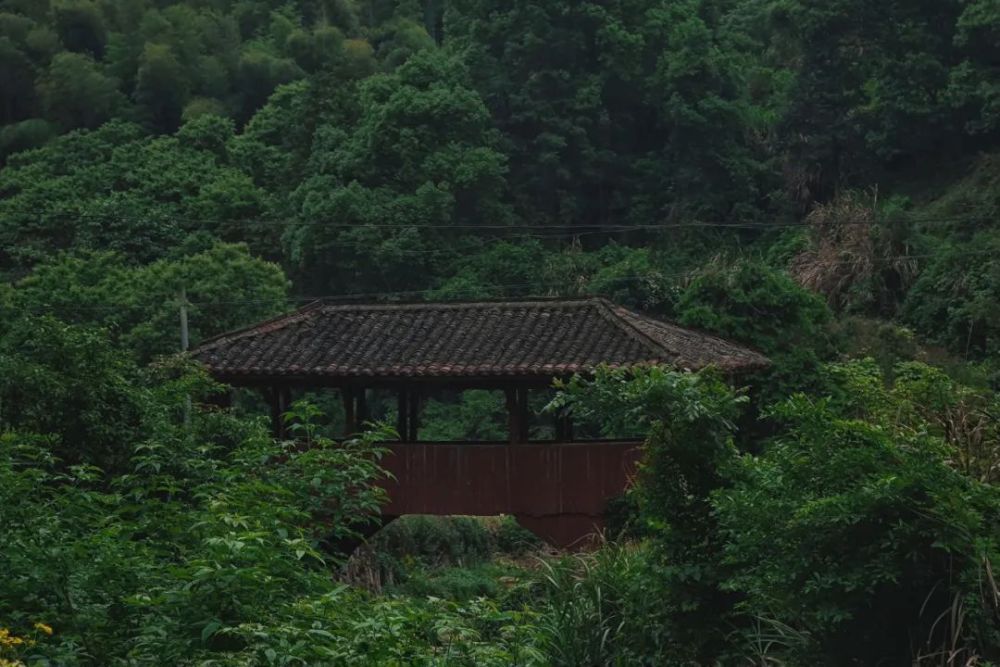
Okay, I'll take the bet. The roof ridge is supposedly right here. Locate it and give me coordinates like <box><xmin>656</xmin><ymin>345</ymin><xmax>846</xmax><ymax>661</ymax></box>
<box><xmin>619</xmin><ymin>307</ymin><xmax>771</xmax><ymax>366</ymax></box>
<box><xmin>317</xmin><ymin>297</ymin><xmax>604</xmax><ymax>312</ymax></box>
<box><xmin>194</xmin><ymin>300</ymin><xmax>324</xmax><ymax>351</ymax></box>
<box><xmin>611</xmin><ymin>303</ymin><xmax>770</xmax><ymax>366</ymax></box>
<box><xmin>588</xmin><ymin>298</ymin><xmax>681</xmax><ymax>362</ymax></box>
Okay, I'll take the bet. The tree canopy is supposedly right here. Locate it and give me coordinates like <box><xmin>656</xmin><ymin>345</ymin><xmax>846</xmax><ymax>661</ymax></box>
<box><xmin>2</xmin><ymin>1</ymin><xmax>1000</xmax><ymax>664</ymax></box>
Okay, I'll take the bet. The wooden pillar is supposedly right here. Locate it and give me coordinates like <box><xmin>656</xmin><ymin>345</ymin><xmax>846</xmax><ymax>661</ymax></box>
<box><xmin>279</xmin><ymin>387</ymin><xmax>292</xmax><ymax>439</ymax></box>
<box><xmin>555</xmin><ymin>411</ymin><xmax>574</xmax><ymax>443</ymax></box>
<box><xmin>342</xmin><ymin>387</ymin><xmax>356</xmax><ymax>437</ymax></box>
<box><xmin>517</xmin><ymin>387</ymin><xmax>530</xmax><ymax>443</ymax></box>
<box><xmin>397</xmin><ymin>389</ymin><xmax>409</xmax><ymax>442</ymax></box>
<box><xmin>407</xmin><ymin>389</ymin><xmax>420</xmax><ymax>442</ymax></box>
<box><xmin>356</xmin><ymin>388</ymin><xmax>368</xmax><ymax>427</ymax></box>
<box><xmin>270</xmin><ymin>385</ymin><xmax>291</xmax><ymax>439</ymax></box>
<box><xmin>506</xmin><ymin>389</ymin><xmax>518</xmax><ymax>444</ymax></box>
<box><xmin>507</xmin><ymin>388</ymin><xmax>530</xmax><ymax>444</ymax></box>
<box><xmin>268</xmin><ymin>386</ymin><xmax>282</xmax><ymax>439</ymax></box>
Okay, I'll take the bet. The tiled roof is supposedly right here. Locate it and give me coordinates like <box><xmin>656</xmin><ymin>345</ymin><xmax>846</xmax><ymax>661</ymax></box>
<box><xmin>192</xmin><ymin>298</ymin><xmax>770</xmax><ymax>381</ymax></box>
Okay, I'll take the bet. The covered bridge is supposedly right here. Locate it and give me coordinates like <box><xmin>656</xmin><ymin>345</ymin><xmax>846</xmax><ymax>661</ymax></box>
<box><xmin>193</xmin><ymin>297</ymin><xmax>768</xmax><ymax>546</ymax></box>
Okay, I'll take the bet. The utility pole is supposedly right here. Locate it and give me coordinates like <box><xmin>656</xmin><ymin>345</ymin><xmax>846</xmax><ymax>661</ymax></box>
<box><xmin>180</xmin><ymin>288</ymin><xmax>191</xmax><ymax>426</ymax></box>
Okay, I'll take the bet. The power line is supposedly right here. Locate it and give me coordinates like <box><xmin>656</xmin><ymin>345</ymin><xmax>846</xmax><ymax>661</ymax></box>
<box><xmin>16</xmin><ymin>274</ymin><xmax>669</xmax><ymax>314</ymax></box>
<box><xmin>3</xmin><ymin>213</ymin><xmax>994</xmax><ymax>266</ymax></box>
<box><xmin>183</xmin><ymin>247</ymin><xmax>1000</xmax><ymax>305</ymax></box>
<box><xmin>3</xmin><ymin>210</ymin><xmax>997</xmax><ymax>231</ymax></box>
<box><xmin>13</xmin><ymin>245</ymin><xmax>999</xmax><ymax>315</ymax></box>
<box><xmin>251</xmin><ymin>216</ymin><xmax>995</xmax><ymax>230</ymax></box>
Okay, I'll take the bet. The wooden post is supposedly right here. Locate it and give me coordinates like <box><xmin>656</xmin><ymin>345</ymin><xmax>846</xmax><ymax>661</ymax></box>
<box><xmin>506</xmin><ymin>388</ymin><xmax>520</xmax><ymax>444</ymax></box>
<box><xmin>268</xmin><ymin>386</ymin><xmax>282</xmax><ymax>439</ymax></box>
<box><xmin>268</xmin><ymin>385</ymin><xmax>291</xmax><ymax>439</ymax></box>
<box><xmin>504</xmin><ymin>387</ymin><xmax>530</xmax><ymax>443</ymax></box>
<box><xmin>407</xmin><ymin>389</ymin><xmax>420</xmax><ymax>442</ymax></box>
<box><xmin>517</xmin><ymin>388</ymin><xmax>530</xmax><ymax>443</ymax></box>
<box><xmin>397</xmin><ymin>389</ymin><xmax>409</xmax><ymax>442</ymax></box>
<box><xmin>342</xmin><ymin>387</ymin><xmax>356</xmax><ymax>437</ymax></box>
<box><xmin>356</xmin><ymin>388</ymin><xmax>368</xmax><ymax>428</ymax></box>
<box><xmin>277</xmin><ymin>387</ymin><xmax>292</xmax><ymax>439</ymax></box>
<box><xmin>555</xmin><ymin>412</ymin><xmax>574</xmax><ymax>443</ymax></box>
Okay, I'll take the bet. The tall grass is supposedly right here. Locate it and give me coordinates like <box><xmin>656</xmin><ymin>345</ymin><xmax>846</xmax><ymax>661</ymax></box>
<box><xmin>535</xmin><ymin>544</ymin><xmax>663</xmax><ymax>666</ymax></box>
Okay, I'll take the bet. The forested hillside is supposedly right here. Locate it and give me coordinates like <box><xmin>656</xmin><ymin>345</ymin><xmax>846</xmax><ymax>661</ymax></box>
<box><xmin>1</xmin><ymin>0</ymin><xmax>998</xmax><ymax>358</ymax></box>
<box><xmin>2</xmin><ymin>0</ymin><xmax>1000</xmax><ymax>665</ymax></box>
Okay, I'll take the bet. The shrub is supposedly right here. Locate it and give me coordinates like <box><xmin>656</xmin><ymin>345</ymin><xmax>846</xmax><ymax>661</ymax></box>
<box><xmin>368</xmin><ymin>514</ymin><xmax>542</xmax><ymax>594</ymax></box>
<box><xmin>0</xmin><ymin>316</ymin><xmax>147</xmax><ymax>473</ymax></box>
<box><xmin>396</xmin><ymin>563</ymin><xmax>505</xmax><ymax>600</ymax></box>
<box><xmin>0</xmin><ymin>378</ymin><xmax>390</xmax><ymax>664</ymax></box>
<box><xmin>715</xmin><ymin>387</ymin><xmax>1000</xmax><ymax>664</ymax></box>
<box><xmin>374</xmin><ymin>515</ymin><xmax>494</xmax><ymax>569</ymax></box>
<box><xmin>675</xmin><ymin>259</ymin><xmax>835</xmax><ymax>403</ymax></box>
<box><xmin>552</xmin><ymin>365</ymin><xmax>748</xmax><ymax>663</ymax></box>
<box><xmin>547</xmin><ymin>360</ymin><xmax>1000</xmax><ymax>665</ymax></box>
<box><xmin>903</xmin><ymin>235</ymin><xmax>1000</xmax><ymax>358</ymax></box>
<box><xmin>494</xmin><ymin>515</ymin><xmax>543</xmax><ymax>556</ymax></box>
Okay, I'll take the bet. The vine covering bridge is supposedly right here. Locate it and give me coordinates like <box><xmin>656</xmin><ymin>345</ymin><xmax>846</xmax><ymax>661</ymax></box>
<box><xmin>192</xmin><ymin>297</ymin><xmax>768</xmax><ymax>547</ymax></box>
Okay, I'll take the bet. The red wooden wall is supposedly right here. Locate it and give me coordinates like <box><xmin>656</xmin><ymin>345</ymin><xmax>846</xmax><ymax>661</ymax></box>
<box><xmin>378</xmin><ymin>441</ymin><xmax>643</xmax><ymax>547</ymax></box>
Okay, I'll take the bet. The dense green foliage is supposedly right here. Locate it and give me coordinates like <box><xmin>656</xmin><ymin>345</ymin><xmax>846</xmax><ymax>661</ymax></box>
<box><xmin>3</xmin><ymin>0</ymin><xmax>1000</xmax><ymax>664</ymax></box>
<box><xmin>550</xmin><ymin>363</ymin><xmax>1000</xmax><ymax>665</ymax></box>
<box><xmin>719</xmin><ymin>368</ymin><xmax>1000</xmax><ymax>664</ymax></box>
<box><xmin>0</xmin><ymin>358</ymin><xmax>392</xmax><ymax>663</ymax></box>
<box><xmin>0</xmin><ymin>0</ymin><xmax>996</xmax><ymax>397</ymax></box>
<box><xmin>0</xmin><ymin>0</ymin><xmax>996</xmax><ymax>341</ymax></box>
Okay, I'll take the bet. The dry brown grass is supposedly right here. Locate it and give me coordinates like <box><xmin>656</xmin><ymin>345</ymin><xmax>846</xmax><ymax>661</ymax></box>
<box><xmin>790</xmin><ymin>189</ymin><xmax>917</xmax><ymax>311</ymax></box>
<box><xmin>922</xmin><ymin>392</ymin><xmax>1000</xmax><ymax>485</ymax></box>
<box><xmin>914</xmin><ymin>558</ymin><xmax>1000</xmax><ymax>667</ymax></box>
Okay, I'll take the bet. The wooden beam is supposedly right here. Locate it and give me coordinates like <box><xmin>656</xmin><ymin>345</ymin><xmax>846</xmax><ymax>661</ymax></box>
<box><xmin>212</xmin><ymin>373</ymin><xmax>560</xmax><ymax>391</ymax></box>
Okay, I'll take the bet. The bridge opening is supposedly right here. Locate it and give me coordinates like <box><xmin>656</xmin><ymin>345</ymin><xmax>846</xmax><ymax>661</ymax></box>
<box><xmin>341</xmin><ymin>514</ymin><xmax>549</xmax><ymax>593</ymax></box>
